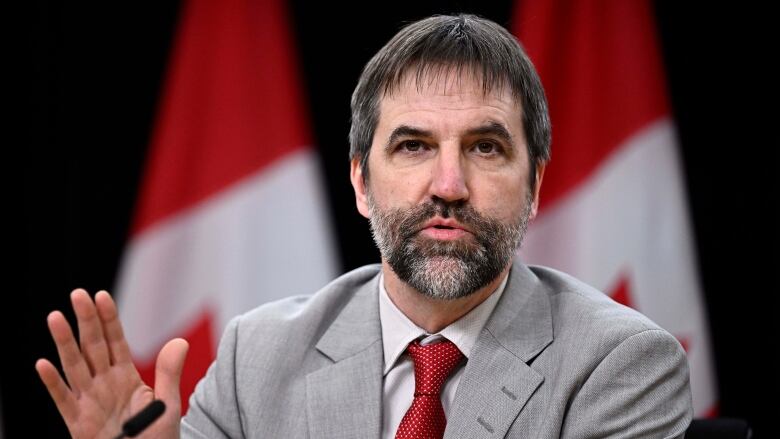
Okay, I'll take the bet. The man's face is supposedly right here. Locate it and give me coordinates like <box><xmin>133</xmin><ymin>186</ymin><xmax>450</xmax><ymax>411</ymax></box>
<box><xmin>350</xmin><ymin>71</ymin><xmax>544</xmax><ymax>300</ymax></box>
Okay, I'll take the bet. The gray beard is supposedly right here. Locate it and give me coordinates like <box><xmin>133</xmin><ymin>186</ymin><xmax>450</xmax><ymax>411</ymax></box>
<box><xmin>368</xmin><ymin>194</ymin><xmax>532</xmax><ymax>301</ymax></box>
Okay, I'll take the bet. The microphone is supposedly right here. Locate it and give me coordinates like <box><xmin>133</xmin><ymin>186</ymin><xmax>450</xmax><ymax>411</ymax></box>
<box><xmin>113</xmin><ymin>399</ymin><xmax>166</xmax><ymax>439</ymax></box>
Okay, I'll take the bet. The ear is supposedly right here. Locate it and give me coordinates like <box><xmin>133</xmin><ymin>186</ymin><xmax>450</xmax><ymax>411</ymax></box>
<box><xmin>528</xmin><ymin>162</ymin><xmax>546</xmax><ymax>220</ymax></box>
<box><xmin>350</xmin><ymin>157</ymin><xmax>370</xmax><ymax>219</ymax></box>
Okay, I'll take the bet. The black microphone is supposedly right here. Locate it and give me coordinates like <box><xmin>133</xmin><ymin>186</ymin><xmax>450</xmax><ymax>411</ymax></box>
<box><xmin>113</xmin><ymin>399</ymin><xmax>166</xmax><ymax>439</ymax></box>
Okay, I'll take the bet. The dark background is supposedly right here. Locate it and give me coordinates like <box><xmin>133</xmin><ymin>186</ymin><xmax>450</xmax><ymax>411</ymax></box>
<box><xmin>17</xmin><ymin>1</ymin><xmax>776</xmax><ymax>437</ymax></box>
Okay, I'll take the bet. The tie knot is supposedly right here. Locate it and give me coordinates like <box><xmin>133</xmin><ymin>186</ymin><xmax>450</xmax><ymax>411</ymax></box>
<box><xmin>406</xmin><ymin>339</ymin><xmax>464</xmax><ymax>397</ymax></box>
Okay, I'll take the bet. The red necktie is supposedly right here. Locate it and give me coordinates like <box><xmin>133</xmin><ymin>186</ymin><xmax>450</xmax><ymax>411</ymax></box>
<box><xmin>395</xmin><ymin>339</ymin><xmax>464</xmax><ymax>439</ymax></box>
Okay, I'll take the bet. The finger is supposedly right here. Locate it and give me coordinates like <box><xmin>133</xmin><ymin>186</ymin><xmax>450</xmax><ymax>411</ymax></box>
<box><xmin>48</xmin><ymin>310</ymin><xmax>93</xmax><ymax>393</ymax></box>
<box><xmin>36</xmin><ymin>358</ymin><xmax>78</xmax><ymax>422</ymax></box>
<box><xmin>94</xmin><ymin>290</ymin><xmax>132</xmax><ymax>365</ymax></box>
<box><xmin>154</xmin><ymin>338</ymin><xmax>189</xmax><ymax>413</ymax></box>
<box><xmin>72</xmin><ymin>289</ymin><xmax>111</xmax><ymax>374</ymax></box>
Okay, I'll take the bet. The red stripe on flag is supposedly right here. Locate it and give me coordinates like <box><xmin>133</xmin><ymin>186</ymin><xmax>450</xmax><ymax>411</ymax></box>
<box><xmin>131</xmin><ymin>0</ymin><xmax>311</xmax><ymax>235</ymax></box>
<box><xmin>513</xmin><ymin>0</ymin><xmax>670</xmax><ymax>211</ymax></box>
<box><xmin>136</xmin><ymin>311</ymin><xmax>216</xmax><ymax>414</ymax></box>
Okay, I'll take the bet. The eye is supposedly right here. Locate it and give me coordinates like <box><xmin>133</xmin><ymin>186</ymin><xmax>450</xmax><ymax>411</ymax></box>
<box><xmin>475</xmin><ymin>141</ymin><xmax>499</xmax><ymax>154</ymax></box>
<box><xmin>400</xmin><ymin>140</ymin><xmax>424</xmax><ymax>152</ymax></box>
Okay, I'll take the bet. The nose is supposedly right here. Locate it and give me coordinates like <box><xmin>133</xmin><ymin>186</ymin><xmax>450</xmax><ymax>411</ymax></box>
<box><xmin>428</xmin><ymin>145</ymin><xmax>469</xmax><ymax>203</ymax></box>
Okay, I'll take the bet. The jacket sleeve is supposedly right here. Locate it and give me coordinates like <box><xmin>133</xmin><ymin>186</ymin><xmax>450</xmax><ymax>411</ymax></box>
<box><xmin>561</xmin><ymin>328</ymin><xmax>693</xmax><ymax>439</ymax></box>
<box><xmin>180</xmin><ymin>315</ymin><xmax>244</xmax><ymax>439</ymax></box>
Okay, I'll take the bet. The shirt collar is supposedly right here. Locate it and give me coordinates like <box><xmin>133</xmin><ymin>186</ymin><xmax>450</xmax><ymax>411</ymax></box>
<box><xmin>378</xmin><ymin>271</ymin><xmax>508</xmax><ymax>375</ymax></box>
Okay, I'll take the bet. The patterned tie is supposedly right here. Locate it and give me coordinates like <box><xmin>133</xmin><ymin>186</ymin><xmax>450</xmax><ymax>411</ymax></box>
<box><xmin>395</xmin><ymin>338</ymin><xmax>464</xmax><ymax>439</ymax></box>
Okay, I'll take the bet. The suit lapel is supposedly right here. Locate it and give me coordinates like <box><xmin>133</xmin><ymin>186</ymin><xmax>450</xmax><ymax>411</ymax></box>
<box><xmin>306</xmin><ymin>273</ymin><xmax>384</xmax><ymax>439</ymax></box>
<box><xmin>445</xmin><ymin>262</ymin><xmax>553</xmax><ymax>438</ymax></box>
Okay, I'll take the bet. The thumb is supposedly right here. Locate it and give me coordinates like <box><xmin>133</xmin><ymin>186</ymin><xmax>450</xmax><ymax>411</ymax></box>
<box><xmin>154</xmin><ymin>338</ymin><xmax>189</xmax><ymax>412</ymax></box>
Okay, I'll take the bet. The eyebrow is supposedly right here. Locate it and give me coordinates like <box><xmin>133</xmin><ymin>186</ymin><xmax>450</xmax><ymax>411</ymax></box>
<box><xmin>384</xmin><ymin>121</ymin><xmax>515</xmax><ymax>153</ymax></box>
<box><xmin>465</xmin><ymin>121</ymin><xmax>515</xmax><ymax>150</ymax></box>
<box><xmin>384</xmin><ymin>125</ymin><xmax>433</xmax><ymax>153</ymax></box>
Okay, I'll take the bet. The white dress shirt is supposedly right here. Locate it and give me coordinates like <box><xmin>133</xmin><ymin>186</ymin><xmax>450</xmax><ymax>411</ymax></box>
<box><xmin>378</xmin><ymin>273</ymin><xmax>508</xmax><ymax>438</ymax></box>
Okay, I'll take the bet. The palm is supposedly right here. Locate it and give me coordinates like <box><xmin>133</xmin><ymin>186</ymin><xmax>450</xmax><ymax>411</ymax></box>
<box><xmin>64</xmin><ymin>364</ymin><xmax>148</xmax><ymax>438</ymax></box>
<box><xmin>36</xmin><ymin>289</ymin><xmax>188</xmax><ymax>439</ymax></box>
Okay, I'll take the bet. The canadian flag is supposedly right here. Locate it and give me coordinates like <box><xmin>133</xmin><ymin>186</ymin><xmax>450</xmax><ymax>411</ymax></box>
<box><xmin>514</xmin><ymin>0</ymin><xmax>718</xmax><ymax>416</ymax></box>
<box><xmin>114</xmin><ymin>0</ymin><xmax>336</xmax><ymax>412</ymax></box>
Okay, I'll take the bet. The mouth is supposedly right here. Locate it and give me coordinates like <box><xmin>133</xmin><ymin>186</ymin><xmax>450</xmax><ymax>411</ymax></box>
<box><xmin>419</xmin><ymin>218</ymin><xmax>472</xmax><ymax>240</ymax></box>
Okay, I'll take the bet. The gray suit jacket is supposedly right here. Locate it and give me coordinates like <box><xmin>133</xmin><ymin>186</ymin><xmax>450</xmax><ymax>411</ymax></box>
<box><xmin>182</xmin><ymin>262</ymin><xmax>692</xmax><ymax>438</ymax></box>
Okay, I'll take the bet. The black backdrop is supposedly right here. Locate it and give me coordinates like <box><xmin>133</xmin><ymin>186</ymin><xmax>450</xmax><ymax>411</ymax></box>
<box><xmin>17</xmin><ymin>1</ymin><xmax>776</xmax><ymax>437</ymax></box>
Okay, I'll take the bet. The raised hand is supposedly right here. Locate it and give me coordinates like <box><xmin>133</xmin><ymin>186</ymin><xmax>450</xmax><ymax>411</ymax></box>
<box><xmin>36</xmin><ymin>289</ymin><xmax>188</xmax><ymax>439</ymax></box>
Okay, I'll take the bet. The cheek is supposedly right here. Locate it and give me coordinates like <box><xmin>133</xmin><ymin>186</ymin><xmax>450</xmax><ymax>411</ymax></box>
<box><xmin>371</xmin><ymin>166</ymin><xmax>433</xmax><ymax>206</ymax></box>
<box><xmin>471</xmin><ymin>174</ymin><xmax>529</xmax><ymax>219</ymax></box>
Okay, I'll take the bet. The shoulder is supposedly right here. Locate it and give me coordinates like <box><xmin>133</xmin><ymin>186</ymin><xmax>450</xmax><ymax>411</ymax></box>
<box><xmin>506</xmin><ymin>263</ymin><xmax>686</xmax><ymax>370</ymax></box>
<box><xmin>233</xmin><ymin>264</ymin><xmax>381</xmax><ymax>334</ymax></box>
<box><xmin>227</xmin><ymin>263</ymin><xmax>382</xmax><ymax>347</ymax></box>
<box><xmin>512</xmin><ymin>264</ymin><xmax>691</xmax><ymax>435</ymax></box>
<box><xmin>528</xmin><ymin>264</ymin><xmax>665</xmax><ymax>339</ymax></box>
<box><xmin>183</xmin><ymin>265</ymin><xmax>382</xmax><ymax>436</ymax></box>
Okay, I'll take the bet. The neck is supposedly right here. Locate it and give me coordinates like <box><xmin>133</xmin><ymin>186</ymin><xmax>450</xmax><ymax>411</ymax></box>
<box><xmin>382</xmin><ymin>261</ymin><xmax>510</xmax><ymax>333</ymax></box>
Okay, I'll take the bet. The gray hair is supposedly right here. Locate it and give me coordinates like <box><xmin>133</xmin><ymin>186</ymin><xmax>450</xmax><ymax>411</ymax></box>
<box><xmin>349</xmin><ymin>14</ymin><xmax>551</xmax><ymax>187</ymax></box>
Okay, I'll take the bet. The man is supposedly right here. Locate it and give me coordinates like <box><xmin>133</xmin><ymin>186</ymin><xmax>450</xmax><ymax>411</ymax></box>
<box><xmin>37</xmin><ymin>14</ymin><xmax>692</xmax><ymax>438</ymax></box>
